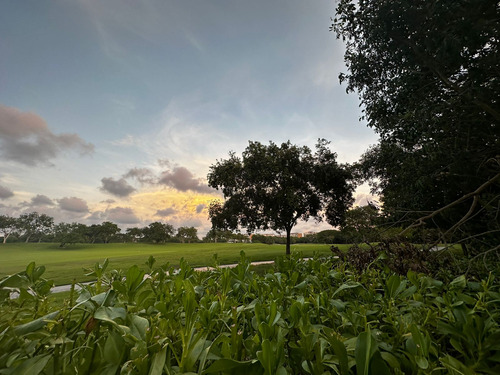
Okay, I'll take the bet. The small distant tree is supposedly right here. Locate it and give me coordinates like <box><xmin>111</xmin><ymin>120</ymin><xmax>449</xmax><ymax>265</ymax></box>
<box><xmin>176</xmin><ymin>226</ymin><xmax>199</xmax><ymax>243</ymax></box>
<box><xmin>208</xmin><ymin>140</ymin><xmax>355</xmax><ymax>255</ymax></box>
<box><xmin>0</xmin><ymin>215</ymin><xmax>17</xmax><ymax>244</ymax></box>
<box><xmin>142</xmin><ymin>222</ymin><xmax>174</xmax><ymax>244</ymax></box>
<box><xmin>341</xmin><ymin>204</ymin><xmax>380</xmax><ymax>243</ymax></box>
<box><xmin>126</xmin><ymin>227</ymin><xmax>143</xmax><ymax>243</ymax></box>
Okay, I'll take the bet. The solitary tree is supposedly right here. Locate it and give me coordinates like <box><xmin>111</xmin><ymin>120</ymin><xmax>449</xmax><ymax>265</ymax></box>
<box><xmin>208</xmin><ymin>140</ymin><xmax>354</xmax><ymax>255</ymax></box>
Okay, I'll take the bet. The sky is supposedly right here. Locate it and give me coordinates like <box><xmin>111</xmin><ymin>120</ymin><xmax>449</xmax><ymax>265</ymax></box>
<box><xmin>0</xmin><ymin>0</ymin><xmax>378</xmax><ymax>236</ymax></box>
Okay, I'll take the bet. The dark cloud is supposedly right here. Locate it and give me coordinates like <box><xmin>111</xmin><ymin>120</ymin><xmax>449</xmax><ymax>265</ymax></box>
<box><xmin>106</xmin><ymin>206</ymin><xmax>140</xmax><ymax>224</ymax></box>
<box><xmin>155</xmin><ymin>207</ymin><xmax>177</xmax><ymax>217</ymax></box>
<box><xmin>195</xmin><ymin>204</ymin><xmax>205</xmax><ymax>214</ymax></box>
<box><xmin>122</xmin><ymin>167</ymin><xmax>156</xmax><ymax>184</ymax></box>
<box><xmin>31</xmin><ymin>194</ymin><xmax>54</xmax><ymax>206</ymax></box>
<box><xmin>0</xmin><ymin>185</ymin><xmax>14</xmax><ymax>199</ymax></box>
<box><xmin>158</xmin><ymin>166</ymin><xmax>213</xmax><ymax>193</ymax></box>
<box><xmin>0</xmin><ymin>104</ymin><xmax>94</xmax><ymax>166</ymax></box>
<box><xmin>58</xmin><ymin>197</ymin><xmax>89</xmax><ymax>213</ymax></box>
<box><xmin>100</xmin><ymin>177</ymin><xmax>136</xmax><ymax>197</ymax></box>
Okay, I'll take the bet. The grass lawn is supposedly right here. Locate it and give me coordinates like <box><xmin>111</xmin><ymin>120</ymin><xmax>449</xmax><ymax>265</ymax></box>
<box><xmin>0</xmin><ymin>242</ymin><xmax>338</xmax><ymax>285</ymax></box>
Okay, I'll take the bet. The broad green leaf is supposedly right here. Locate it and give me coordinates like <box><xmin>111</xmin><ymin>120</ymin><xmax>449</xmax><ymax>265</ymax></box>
<box><xmin>11</xmin><ymin>354</ymin><xmax>51</xmax><ymax>375</ymax></box>
<box><xmin>370</xmin><ymin>352</ymin><xmax>391</xmax><ymax>375</ymax></box>
<box><xmin>104</xmin><ymin>331</ymin><xmax>125</xmax><ymax>364</ymax></box>
<box><xmin>355</xmin><ymin>330</ymin><xmax>377</xmax><ymax>375</ymax></box>
<box><xmin>128</xmin><ymin>314</ymin><xmax>149</xmax><ymax>341</ymax></box>
<box><xmin>94</xmin><ymin>306</ymin><xmax>126</xmax><ymax>323</ymax></box>
<box><xmin>322</xmin><ymin>329</ymin><xmax>349</xmax><ymax>374</ymax></box>
<box><xmin>203</xmin><ymin>358</ymin><xmax>260</xmax><ymax>374</ymax></box>
<box><xmin>440</xmin><ymin>355</ymin><xmax>475</xmax><ymax>375</ymax></box>
<box><xmin>149</xmin><ymin>347</ymin><xmax>167</xmax><ymax>375</ymax></box>
<box><xmin>333</xmin><ymin>282</ymin><xmax>362</xmax><ymax>297</ymax></box>
<box><xmin>450</xmin><ymin>275</ymin><xmax>467</xmax><ymax>290</ymax></box>
<box><xmin>14</xmin><ymin>311</ymin><xmax>59</xmax><ymax>335</ymax></box>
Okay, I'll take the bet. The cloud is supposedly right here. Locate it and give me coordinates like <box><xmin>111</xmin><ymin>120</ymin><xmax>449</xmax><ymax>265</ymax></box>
<box><xmin>31</xmin><ymin>194</ymin><xmax>54</xmax><ymax>206</ymax></box>
<box><xmin>100</xmin><ymin>177</ymin><xmax>136</xmax><ymax>197</ymax></box>
<box><xmin>158</xmin><ymin>166</ymin><xmax>213</xmax><ymax>193</ymax></box>
<box><xmin>155</xmin><ymin>207</ymin><xmax>177</xmax><ymax>217</ymax></box>
<box><xmin>122</xmin><ymin>167</ymin><xmax>156</xmax><ymax>184</ymax></box>
<box><xmin>195</xmin><ymin>204</ymin><xmax>205</xmax><ymax>214</ymax></box>
<box><xmin>0</xmin><ymin>104</ymin><xmax>94</xmax><ymax>166</ymax></box>
<box><xmin>106</xmin><ymin>206</ymin><xmax>140</xmax><ymax>224</ymax></box>
<box><xmin>0</xmin><ymin>185</ymin><xmax>14</xmax><ymax>199</ymax></box>
<box><xmin>58</xmin><ymin>197</ymin><xmax>89</xmax><ymax>213</ymax></box>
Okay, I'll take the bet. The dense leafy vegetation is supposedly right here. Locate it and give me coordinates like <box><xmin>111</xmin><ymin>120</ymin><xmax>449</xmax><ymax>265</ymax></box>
<box><xmin>332</xmin><ymin>0</ymin><xmax>500</xmax><ymax>253</ymax></box>
<box><xmin>2</xmin><ymin>253</ymin><xmax>500</xmax><ymax>374</ymax></box>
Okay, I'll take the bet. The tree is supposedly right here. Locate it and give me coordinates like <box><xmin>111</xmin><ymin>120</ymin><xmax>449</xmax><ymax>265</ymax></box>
<box><xmin>203</xmin><ymin>228</ymin><xmax>235</xmax><ymax>243</ymax></box>
<box><xmin>333</xmin><ymin>0</ymin><xmax>500</xmax><ymax>251</ymax></box>
<box><xmin>142</xmin><ymin>222</ymin><xmax>174</xmax><ymax>244</ymax></box>
<box><xmin>99</xmin><ymin>221</ymin><xmax>121</xmax><ymax>243</ymax></box>
<box><xmin>0</xmin><ymin>215</ymin><xmax>17</xmax><ymax>244</ymax></box>
<box><xmin>126</xmin><ymin>227</ymin><xmax>143</xmax><ymax>243</ymax></box>
<box><xmin>176</xmin><ymin>226</ymin><xmax>199</xmax><ymax>243</ymax></box>
<box><xmin>208</xmin><ymin>140</ymin><xmax>355</xmax><ymax>255</ymax></box>
<box><xmin>18</xmin><ymin>212</ymin><xmax>54</xmax><ymax>243</ymax></box>
<box><xmin>340</xmin><ymin>204</ymin><xmax>380</xmax><ymax>244</ymax></box>
<box><xmin>53</xmin><ymin>222</ymin><xmax>87</xmax><ymax>247</ymax></box>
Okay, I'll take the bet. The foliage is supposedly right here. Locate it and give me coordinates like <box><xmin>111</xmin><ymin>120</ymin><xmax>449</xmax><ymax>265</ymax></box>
<box><xmin>17</xmin><ymin>212</ymin><xmax>54</xmax><ymax>243</ymax></box>
<box><xmin>208</xmin><ymin>140</ymin><xmax>354</xmax><ymax>255</ymax></box>
<box><xmin>0</xmin><ymin>215</ymin><xmax>17</xmax><ymax>244</ymax></box>
<box><xmin>53</xmin><ymin>222</ymin><xmax>87</xmax><ymax>247</ymax></box>
<box><xmin>341</xmin><ymin>204</ymin><xmax>380</xmax><ymax>244</ymax></box>
<box><xmin>141</xmin><ymin>222</ymin><xmax>174</xmax><ymax>244</ymax></box>
<box><xmin>2</xmin><ymin>255</ymin><xmax>500</xmax><ymax>374</ymax></box>
<box><xmin>332</xmin><ymin>0</ymin><xmax>500</xmax><ymax>251</ymax></box>
<box><xmin>176</xmin><ymin>226</ymin><xmax>199</xmax><ymax>243</ymax></box>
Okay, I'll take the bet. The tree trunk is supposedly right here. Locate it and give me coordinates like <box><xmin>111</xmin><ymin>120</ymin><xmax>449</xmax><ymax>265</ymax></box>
<box><xmin>286</xmin><ymin>227</ymin><xmax>291</xmax><ymax>256</ymax></box>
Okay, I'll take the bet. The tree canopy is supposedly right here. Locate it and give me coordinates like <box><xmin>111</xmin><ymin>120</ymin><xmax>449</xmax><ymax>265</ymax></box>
<box><xmin>207</xmin><ymin>140</ymin><xmax>354</xmax><ymax>254</ymax></box>
<box><xmin>333</xmin><ymin>0</ymin><xmax>500</xmax><ymax>251</ymax></box>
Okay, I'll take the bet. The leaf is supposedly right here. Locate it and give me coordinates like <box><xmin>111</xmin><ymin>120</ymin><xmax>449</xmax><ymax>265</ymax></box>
<box><xmin>370</xmin><ymin>352</ymin><xmax>391</xmax><ymax>375</ymax></box>
<box><xmin>322</xmin><ymin>329</ymin><xmax>349</xmax><ymax>375</ymax></box>
<box><xmin>332</xmin><ymin>282</ymin><xmax>362</xmax><ymax>297</ymax></box>
<box><xmin>450</xmin><ymin>275</ymin><xmax>467</xmax><ymax>290</ymax></box>
<box><xmin>14</xmin><ymin>311</ymin><xmax>59</xmax><ymax>335</ymax></box>
<box><xmin>94</xmin><ymin>306</ymin><xmax>126</xmax><ymax>324</ymax></box>
<box><xmin>0</xmin><ymin>274</ymin><xmax>27</xmax><ymax>289</ymax></box>
<box><xmin>440</xmin><ymin>355</ymin><xmax>475</xmax><ymax>375</ymax></box>
<box><xmin>203</xmin><ymin>358</ymin><xmax>260</xmax><ymax>374</ymax></box>
<box><xmin>11</xmin><ymin>354</ymin><xmax>51</xmax><ymax>375</ymax></box>
<box><xmin>104</xmin><ymin>331</ymin><xmax>125</xmax><ymax>364</ymax></box>
<box><xmin>149</xmin><ymin>347</ymin><xmax>167</xmax><ymax>375</ymax></box>
<box><xmin>355</xmin><ymin>330</ymin><xmax>377</xmax><ymax>375</ymax></box>
<box><xmin>128</xmin><ymin>314</ymin><xmax>149</xmax><ymax>341</ymax></box>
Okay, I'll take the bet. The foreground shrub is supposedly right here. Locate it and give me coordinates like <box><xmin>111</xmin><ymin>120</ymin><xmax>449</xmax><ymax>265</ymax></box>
<box><xmin>1</xmin><ymin>253</ymin><xmax>500</xmax><ymax>374</ymax></box>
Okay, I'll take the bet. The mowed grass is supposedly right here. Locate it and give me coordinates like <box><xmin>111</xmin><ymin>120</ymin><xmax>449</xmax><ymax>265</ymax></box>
<box><xmin>0</xmin><ymin>242</ymin><xmax>338</xmax><ymax>285</ymax></box>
